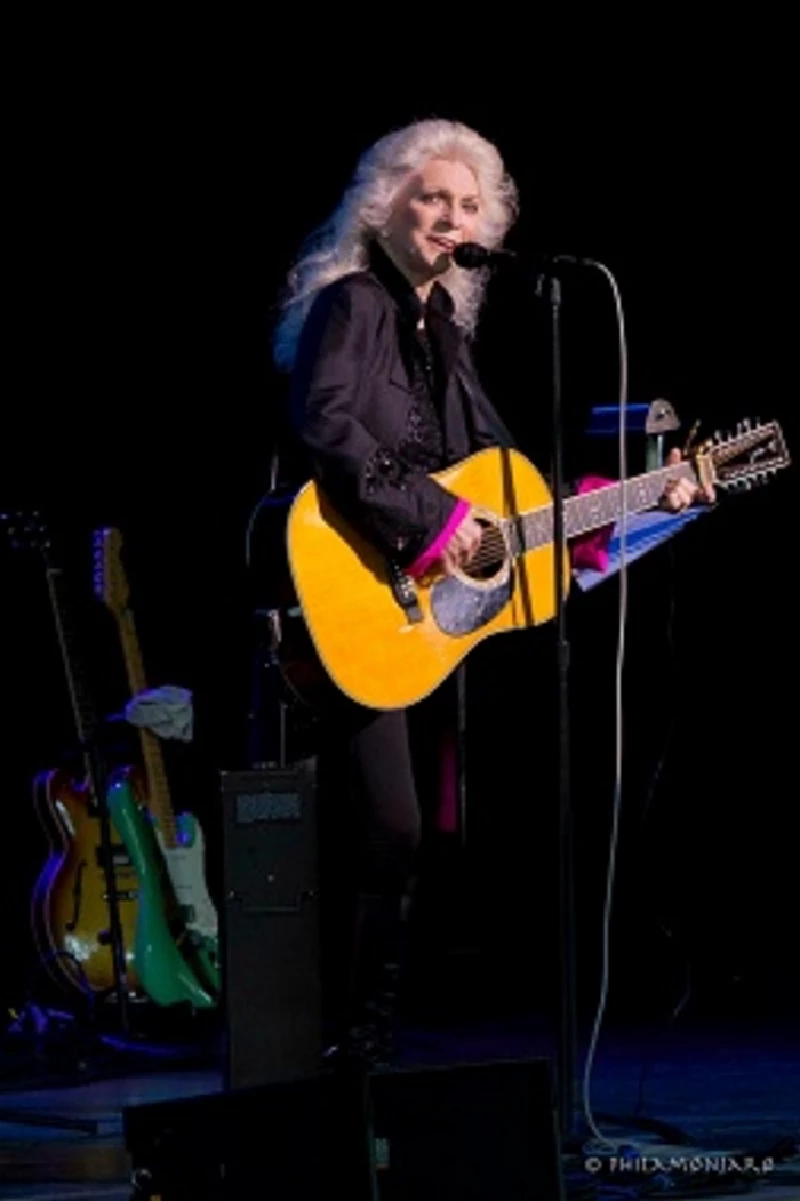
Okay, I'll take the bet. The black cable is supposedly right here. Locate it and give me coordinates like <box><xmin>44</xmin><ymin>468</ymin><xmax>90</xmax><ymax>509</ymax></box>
<box><xmin>21</xmin><ymin>949</ymin><xmax>97</xmax><ymax>1019</ymax></box>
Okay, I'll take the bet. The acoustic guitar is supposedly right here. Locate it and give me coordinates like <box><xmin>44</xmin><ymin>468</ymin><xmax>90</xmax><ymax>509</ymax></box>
<box><xmin>287</xmin><ymin>421</ymin><xmax>790</xmax><ymax>710</ymax></box>
<box><xmin>2</xmin><ymin>511</ymin><xmax>143</xmax><ymax>998</ymax></box>
<box><xmin>93</xmin><ymin>526</ymin><xmax>220</xmax><ymax>1008</ymax></box>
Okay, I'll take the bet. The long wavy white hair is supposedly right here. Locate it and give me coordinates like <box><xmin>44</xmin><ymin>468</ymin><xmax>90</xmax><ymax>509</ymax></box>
<box><xmin>272</xmin><ymin>118</ymin><xmax>519</xmax><ymax>372</ymax></box>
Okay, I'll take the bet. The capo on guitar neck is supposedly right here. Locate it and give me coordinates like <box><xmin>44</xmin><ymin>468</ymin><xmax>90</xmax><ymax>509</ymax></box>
<box><xmin>681</xmin><ymin>420</ymin><xmax>719</xmax><ymax>496</ymax></box>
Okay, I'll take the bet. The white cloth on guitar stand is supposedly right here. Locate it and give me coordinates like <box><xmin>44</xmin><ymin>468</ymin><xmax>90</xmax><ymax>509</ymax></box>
<box><xmin>124</xmin><ymin>685</ymin><xmax>193</xmax><ymax>742</ymax></box>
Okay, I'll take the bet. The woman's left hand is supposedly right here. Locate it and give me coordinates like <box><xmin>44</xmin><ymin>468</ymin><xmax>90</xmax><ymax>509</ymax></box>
<box><xmin>660</xmin><ymin>447</ymin><xmax>716</xmax><ymax>511</ymax></box>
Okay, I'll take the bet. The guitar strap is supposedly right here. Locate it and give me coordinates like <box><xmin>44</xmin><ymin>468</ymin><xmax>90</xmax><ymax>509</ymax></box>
<box><xmin>454</xmin><ymin>355</ymin><xmax>517</xmax><ymax>456</ymax></box>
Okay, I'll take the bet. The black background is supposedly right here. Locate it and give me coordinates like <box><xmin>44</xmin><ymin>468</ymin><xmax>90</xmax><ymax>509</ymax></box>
<box><xmin>1</xmin><ymin>42</ymin><xmax>796</xmax><ymax>1029</ymax></box>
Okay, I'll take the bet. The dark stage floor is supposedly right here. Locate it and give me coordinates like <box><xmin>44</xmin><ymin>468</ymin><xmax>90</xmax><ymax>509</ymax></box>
<box><xmin>0</xmin><ymin>1014</ymin><xmax>798</xmax><ymax>1200</ymax></box>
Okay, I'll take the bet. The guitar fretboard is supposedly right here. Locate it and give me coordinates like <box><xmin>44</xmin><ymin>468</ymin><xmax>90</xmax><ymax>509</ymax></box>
<box><xmin>507</xmin><ymin>461</ymin><xmax>697</xmax><ymax>552</ymax></box>
<box><xmin>117</xmin><ymin>607</ymin><xmax>178</xmax><ymax>849</ymax></box>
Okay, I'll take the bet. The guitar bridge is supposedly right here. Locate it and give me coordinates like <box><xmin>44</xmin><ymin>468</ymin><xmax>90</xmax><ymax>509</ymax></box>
<box><xmin>388</xmin><ymin>563</ymin><xmax>423</xmax><ymax>624</ymax></box>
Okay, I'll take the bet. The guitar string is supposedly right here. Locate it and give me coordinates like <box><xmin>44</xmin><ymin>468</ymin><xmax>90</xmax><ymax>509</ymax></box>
<box><xmin>433</xmin><ymin>464</ymin><xmax>694</xmax><ymax>575</ymax></box>
<box><xmin>445</xmin><ymin>434</ymin><xmax>773</xmax><ymax>576</ymax></box>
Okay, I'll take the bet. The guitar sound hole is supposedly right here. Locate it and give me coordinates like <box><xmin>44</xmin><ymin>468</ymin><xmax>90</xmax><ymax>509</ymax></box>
<box><xmin>465</xmin><ymin>523</ymin><xmax>507</xmax><ymax>582</ymax></box>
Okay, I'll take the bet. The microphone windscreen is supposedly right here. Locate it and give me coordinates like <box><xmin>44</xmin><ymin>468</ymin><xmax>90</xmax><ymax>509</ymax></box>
<box><xmin>452</xmin><ymin>242</ymin><xmax>490</xmax><ymax>269</ymax></box>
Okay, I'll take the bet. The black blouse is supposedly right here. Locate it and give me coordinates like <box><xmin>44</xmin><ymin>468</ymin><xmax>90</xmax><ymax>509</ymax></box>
<box><xmin>287</xmin><ymin>241</ymin><xmax>515</xmax><ymax>567</ymax></box>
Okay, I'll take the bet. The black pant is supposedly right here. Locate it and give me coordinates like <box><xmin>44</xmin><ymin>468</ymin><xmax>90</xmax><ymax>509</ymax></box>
<box><xmin>314</xmin><ymin>682</ymin><xmax>455</xmax><ymax>1041</ymax></box>
<box><xmin>316</xmin><ymin>680</ymin><xmax>456</xmax><ymax>891</ymax></box>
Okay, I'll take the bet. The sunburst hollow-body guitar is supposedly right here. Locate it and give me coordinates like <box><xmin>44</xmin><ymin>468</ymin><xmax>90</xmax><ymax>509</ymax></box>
<box><xmin>2</xmin><ymin>511</ymin><xmax>143</xmax><ymax>999</ymax></box>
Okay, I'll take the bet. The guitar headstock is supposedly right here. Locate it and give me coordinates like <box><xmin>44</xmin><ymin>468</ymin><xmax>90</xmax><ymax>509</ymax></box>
<box><xmin>93</xmin><ymin>526</ymin><xmax>129</xmax><ymax>618</ymax></box>
<box><xmin>1</xmin><ymin>509</ymin><xmax>53</xmax><ymax>561</ymax></box>
<box><xmin>694</xmin><ymin>419</ymin><xmax>791</xmax><ymax>493</ymax></box>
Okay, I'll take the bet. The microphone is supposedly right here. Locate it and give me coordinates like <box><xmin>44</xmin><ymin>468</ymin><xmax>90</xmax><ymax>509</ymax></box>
<box><xmin>452</xmin><ymin>242</ymin><xmax>517</xmax><ymax>269</ymax></box>
<box><xmin>452</xmin><ymin>241</ymin><xmax>587</xmax><ymax>271</ymax></box>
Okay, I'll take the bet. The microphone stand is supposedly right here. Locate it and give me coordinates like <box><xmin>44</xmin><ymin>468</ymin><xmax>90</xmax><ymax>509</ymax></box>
<box><xmin>533</xmin><ymin>261</ymin><xmax>699</xmax><ymax>1163</ymax></box>
<box><xmin>536</xmin><ymin>269</ymin><xmax>682</xmax><ymax>1156</ymax></box>
<box><xmin>536</xmin><ymin>269</ymin><xmax>579</xmax><ymax>1148</ymax></box>
<box><xmin>246</xmin><ymin>445</ymin><xmax>292</xmax><ymax>771</ymax></box>
<box><xmin>462</xmin><ymin>246</ymin><xmax>582</xmax><ymax>1148</ymax></box>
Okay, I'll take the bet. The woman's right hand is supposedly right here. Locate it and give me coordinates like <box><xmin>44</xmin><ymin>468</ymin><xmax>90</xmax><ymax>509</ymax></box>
<box><xmin>438</xmin><ymin>510</ymin><xmax>483</xmax><ymax>574</ymax></box>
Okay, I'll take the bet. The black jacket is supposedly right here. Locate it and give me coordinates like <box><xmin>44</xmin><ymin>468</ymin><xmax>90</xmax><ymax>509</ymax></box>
<box><xmin>287</xmin><ymin>242</ymin><xmax>515</xmax><ymax>567</ymax></box>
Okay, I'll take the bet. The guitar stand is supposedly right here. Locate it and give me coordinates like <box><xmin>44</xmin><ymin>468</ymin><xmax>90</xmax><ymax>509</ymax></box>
<box><xmin>83</xmin><ymin>727</ymin><xmax>133</xmax><ymax>1035</ymax></box>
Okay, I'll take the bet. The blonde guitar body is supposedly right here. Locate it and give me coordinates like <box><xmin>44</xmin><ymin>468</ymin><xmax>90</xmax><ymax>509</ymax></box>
<box><xmin>287</xmin><ymin>448</ymin><xmax>570</xmax><ymax>711</ymax></box>
<box><xmin>288</xmin><ymin>422</ymin><xmax>790</xmax><ymax>711</ymax></box>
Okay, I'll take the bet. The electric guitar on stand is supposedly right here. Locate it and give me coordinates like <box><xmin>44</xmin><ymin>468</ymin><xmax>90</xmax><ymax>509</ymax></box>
<box><xmin>2</xmin><ymin>510</ymin><xmax>141</xmax><ymax>1003</ymax></box>
<box><xmin>287</xmin><ymin>420</ymin><xmax>791</xmax><ymax>710</ymax></box>
<box><xmin>93</xmin><ymin>526</ymin><xmax>220</xmax><ymax>1009</ymax></box>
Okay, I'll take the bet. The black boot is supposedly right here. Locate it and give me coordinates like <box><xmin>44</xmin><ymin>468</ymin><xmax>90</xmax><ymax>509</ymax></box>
<box><xmin>325</xmin><ymin>888</ymin><xmax>410</xmax><ymax>1074</ymax></box>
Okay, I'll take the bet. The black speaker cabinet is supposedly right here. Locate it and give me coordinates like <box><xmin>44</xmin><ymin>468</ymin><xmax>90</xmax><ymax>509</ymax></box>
<box><xmin>124</xmin><ymin>1073</ymin><xmax>372</xmax><ymax>1201</ymax></box>
<box><xmin>220</xmin><ymin>761</ymin><xmax>322</xmax><ymax>1089</ymax></box>
<box><xmin>369</xmin><ymin>1057</ymin><xmax>564</xmax><ymax>1200</ymax></box>
<box><xmin>123</xmin><ymin>1057</ymin><xmax>563</xmax><ymax>1201</ymax></box>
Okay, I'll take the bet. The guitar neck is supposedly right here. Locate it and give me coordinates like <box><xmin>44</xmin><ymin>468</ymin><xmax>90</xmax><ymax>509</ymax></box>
<box><xmin>514</xmin><ymin>460</ymin><xmax>697</xmax><ymax>551</ymax></box>
<box><xmin>45</xmin><ymin>567</ymin><xmax>99</xmax><ymax>782</ymax></box>
<box><xmin>117</xmin><ymin>607</ymin><xmax>178</xmax><ymax>847</ymax></box>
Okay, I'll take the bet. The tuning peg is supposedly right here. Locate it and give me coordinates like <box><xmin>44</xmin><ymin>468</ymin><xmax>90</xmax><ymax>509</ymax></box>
<box><xmin>743</xmin><ymin>418</ymin><xmax>751</xmax><ymax>431</ymax></box>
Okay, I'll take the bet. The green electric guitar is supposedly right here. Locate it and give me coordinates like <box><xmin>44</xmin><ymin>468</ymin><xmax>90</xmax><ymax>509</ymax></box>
<box><xmin>94</xmin><ymin>527</ymin><xmax>220</xmax><ymax>1009</ymax></box>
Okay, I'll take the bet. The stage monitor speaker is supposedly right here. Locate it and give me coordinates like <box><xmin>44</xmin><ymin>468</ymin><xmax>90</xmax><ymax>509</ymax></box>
<box><xmin>368</xmin><ymin>1057</ymin><xmax>564</xmax><ymax>1200</ymax></box>
<box><xmin>124</xmin><ymin>1057</ymin><xmax>562</xmax><ymax>1200</ymax></box>
<box><xmin>124</xmin><ymin>1073</ymin><xmax>372</xmax><ymax>1201</ymax></box>
<box><xmin>219</xmin><ymin>760</ymin><xmax>322</xmax><ymax>1089</ymax></box>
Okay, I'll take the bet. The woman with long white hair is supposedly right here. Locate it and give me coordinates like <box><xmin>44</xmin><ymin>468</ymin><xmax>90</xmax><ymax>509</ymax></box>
<box><xmin>272</xmin><ymin>117</ymin><xmax>521</xmax><ymax>1074</ymax></box>
<box><xmin>272</xmin><ymin>116</ymin><xmax>704</xmax><ymax>1073</ymax></box>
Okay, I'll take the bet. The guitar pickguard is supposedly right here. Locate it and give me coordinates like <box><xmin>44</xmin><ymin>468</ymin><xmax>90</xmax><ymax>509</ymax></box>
<box><xmin>430</xmin><ymin>572</ymin><xmax>513</xmax><ymax>636</ymax></box>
